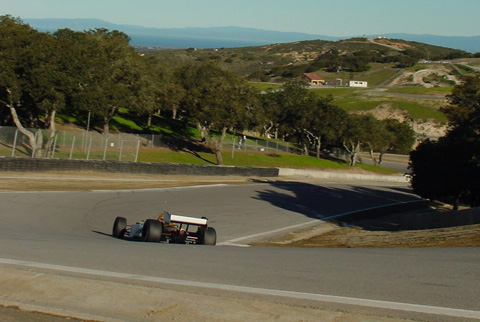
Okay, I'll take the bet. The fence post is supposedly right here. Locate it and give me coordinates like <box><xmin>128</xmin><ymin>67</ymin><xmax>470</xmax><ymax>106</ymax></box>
<box><xmin>81</xmin><ymin>130</ymin><xmax>85</xmax><ymax>150</ymax></box>
<box><xmin>87</xmin><ymin>136</ymin><xmax>93</xmax><ymax>160</ymax></box>
<box><xmin>134</xmin><ymin>139</ymin><xmax>141</xmax><ymax>163</ymax></box>
<box><xmin>51</xmin><ymin>133</ymin><xmax>58</xmax><ymax>159</ymax></box>
<box><xmin>119</xmin><ymin>139</ymin><xmax>123</xmax><ymax>161</ymax></box>
<box><xmin>83</xmin><ymin>130</ymin><xmax>88</xmax><ymax>152</ymax></box>
<box><xmin>69</xmin><ymin>136</ymin><xmax>76</xmax><ymax>159</ymax></box>
<box><xmin>103</xmin><ymin>136</ymin><xmax>109</xmax><ymax>161</ymax></box>
<box><xmin>151</xmin><ymin>134</ymin><xmax>154</xmax><ymax>148</ymax></box>
<box><xmin>11</xmin><ymin>129</ymin><xmax>18</xmax><ymax>157</ymax></box>
<box><xmin>286</xmin><ymin>142</ymin><xmax>289</xmax><ymax>153</ymax></box>
<box><xmin>276</xmin><ymin>141</ymin><xmax>279</xmax><ymax>152</ymax></box>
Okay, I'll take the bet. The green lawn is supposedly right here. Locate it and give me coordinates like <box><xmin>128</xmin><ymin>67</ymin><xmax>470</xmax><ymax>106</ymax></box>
<box><xmin>311</xmin><ymin>63</ymin><xmax>400</xmax><ymax>86</ymax></box>
<box><xmin>354</xmin><ymin>63</ymin><xmax>400</xmax><ymax>85</ymax></box>
<box><xmin>310</xmin><ymin>87</ymin><xmax>363</xmax><ymax>97</ymax></box>
<box><xmin>0</xmin><ymin>139</ymin><xmax>398</xmax><ymax>174</ymax></box>
<box><xmin>312</xmin><ymin>88</ymin><xmax>448</xmax><ymax>122</ymax></box>
<box><xmin>391</xmin><ymin>101</ymin><xmax>447</xmax><ymax>121</ymax></box>
<box><xmin>137</xmin><ymin>150</ymin><xmax>398</xmax><ymax>174</ymax></box>
<box><xmin>112</xmin><ymin>114</ymin><xmax>143</xmax><ymax>131</ymax></box>
<box><xmin>249</xmin><ymin>82</ymin><xmax>282</xmax><ymax>91</ymax></box>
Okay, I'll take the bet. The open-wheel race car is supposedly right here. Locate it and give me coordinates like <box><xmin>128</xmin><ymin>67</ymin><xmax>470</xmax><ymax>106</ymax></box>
<box><xmin>112</xmin><ymin>211</ymin><xmax>217</xmax><ymax>245</ymax></box>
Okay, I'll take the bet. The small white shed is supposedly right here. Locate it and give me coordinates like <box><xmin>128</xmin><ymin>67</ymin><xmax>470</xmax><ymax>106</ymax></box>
<box><xmin>348</xmin><ymin>81</ymin><xmax>368</xmax><ymax>88</ymax></box>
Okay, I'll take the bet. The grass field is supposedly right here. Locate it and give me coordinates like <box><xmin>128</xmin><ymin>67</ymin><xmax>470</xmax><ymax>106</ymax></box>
<box><xmin>0</xmin><ymin>143</ymin><xmax>398</xmax><ymax>174</ymax></box>
<box><xmin>248</xmin><ymin>82</ymin><xmax>282</xmax><ymax>91</ymax></box>
<box><xmin>311</xmin><ymin>63</ymin><xmax>400</xmax><ymax>86</ymax></box>
<box><xmin>310</xmin><ymin>87</ymin><xmax>363</xmax><ymax>97</ymax></box>
<box><xmin>391</xmin><ymin>101</ymin><xmax>447</xmax><ymax>121</ymax></box>
<box><xmin>252</xmin><ymin>80</ymin><xmax>449</xmax><ymax>122</ymax></box>
<box><xmin>137</xmin><ymin>150</ymin><xmax>398</xmax><ymax>174</ymax></box>
<box><xmin>310</xmin><ymin>87</ymin><xmax>448</xmax><ymax>122</ymax></box>
<box><xmin>357</xmin><ymin>63</ymin><xmax>400</xmax><ymax>85</ymax></box>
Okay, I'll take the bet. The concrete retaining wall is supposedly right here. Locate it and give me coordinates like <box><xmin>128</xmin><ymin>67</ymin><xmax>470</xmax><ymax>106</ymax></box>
<box><xmin>332</xmin><ymin>200</ymin><xmax>430</xmax><ymax>224</ymax></box>
<box><xmin>0</xmin><ymin>158</ymin><xmax>409</xmax><ymax>182</ymax></box>
<box><xmin>332</xmin><ymin>200</ymin><xmax>480</xmax><ymax>230</ymax></box>
<box><xmin>396</xmin><ymin>206</ymin><xmax>480</xmax><ymax>230</ymax></box>
<box><xmin>0</xmin><ymin>157</ymin><xmax>279</xmax><ymax>177</ymax></box>
<box><xmin>279</xmin><ymin>168</ymin><xmax>408</xmax><ymax>183</ymax></box>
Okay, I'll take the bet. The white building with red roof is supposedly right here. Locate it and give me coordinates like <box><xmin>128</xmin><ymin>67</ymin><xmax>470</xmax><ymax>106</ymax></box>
<box><xmin>299</xmin><ymin>73</ymin><xmax>325</xmax><ymax>86</ymax></box>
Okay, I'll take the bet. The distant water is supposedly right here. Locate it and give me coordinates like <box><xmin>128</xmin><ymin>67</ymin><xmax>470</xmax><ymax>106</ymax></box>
<box><xmin>129</xmin><ymin>35</ymin><xmax>268</xmax><ymax>49</ymax></box>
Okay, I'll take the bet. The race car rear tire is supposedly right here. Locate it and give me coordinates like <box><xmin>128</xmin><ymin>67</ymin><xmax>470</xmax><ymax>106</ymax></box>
<box><xmin>142</xmin><ymin>219</ymin><xmax>162</xmax><ymax>242</ymax></box>
<box><xmin>112</xmin><ymin>217</ymin><xmax>127</xmax><ymax>239</ymax></box>
<box><xmin>203</xmin><ymin>227</ymin><xmax>217</xmax><ymax>246</ymax></box>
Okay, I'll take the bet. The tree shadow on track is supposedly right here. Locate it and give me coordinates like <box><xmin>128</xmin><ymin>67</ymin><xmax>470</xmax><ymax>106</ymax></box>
<box><xmin>251</xmin><ymin>180</ymin><xmax>426</xmax><ymax>231</ymax></box>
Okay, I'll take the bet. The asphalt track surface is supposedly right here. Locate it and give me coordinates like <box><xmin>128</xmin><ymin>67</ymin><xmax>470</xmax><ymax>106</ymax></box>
<box><xmin>0</xmin><ymin>181</ymin><xmax>479</xmax><ymax>319</ymax></box>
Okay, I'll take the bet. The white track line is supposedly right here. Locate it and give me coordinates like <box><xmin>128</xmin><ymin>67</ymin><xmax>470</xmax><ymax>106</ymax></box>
<box><xmin>0</xmin><ymin>175</ymin><xmax>246</xmax><ymax>183</ymax></box>
<box><xmin>0</xmin><ymin>184</ymin><xmax>229</xmax><ymax>194</ymax></box>
<box><xmin>91</xmin><ymin>183</ymin><xmax>228</xmax><ymax>193</ymax></box>
<box><xmin>217</xmin><ymin>219</ymin><xmax>319</xmax><ymax>246</ymax></box>
<box><xmin>0</xmin><ymin>258</ymin><xmax>478</xmax><ymax>319</ymax></box>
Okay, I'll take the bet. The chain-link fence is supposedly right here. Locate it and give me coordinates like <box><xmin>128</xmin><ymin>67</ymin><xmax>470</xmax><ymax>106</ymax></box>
<box><xmin>0</xmin><ymin>127</ymin><xmax>145</xmax><ymax>162</ymax></box>
<box><xmin>0</xmin><ymin>126</ymin><xmax>304</xmax><ymax>161</ymax></box>
<box><xmin>223</xmin><ymin>135</ymin><xmax>303</xmax><ymax>155</ymax></box>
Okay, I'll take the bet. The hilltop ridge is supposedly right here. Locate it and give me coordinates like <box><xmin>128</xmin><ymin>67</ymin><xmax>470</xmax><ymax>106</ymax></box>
<box><xmin>23</xmin><ymin>18</ymin><xmax>480</xmax><ymax>52</ymax></box>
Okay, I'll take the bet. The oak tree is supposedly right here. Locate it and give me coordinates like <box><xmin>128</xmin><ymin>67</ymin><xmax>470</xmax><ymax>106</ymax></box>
<box><xmin>177</xmin><ymin>62</ymin><xmax>253</xmax><ymax>165</ymax></box>
<box><xmin>0</xmin><ymin>16</ymin><xmax>65</xmax><ymax>157</ymax></box>
<box><xmin>410</xmin><ymin>76</ymin><xmax>480</xmax><ymax>208</ymax></box>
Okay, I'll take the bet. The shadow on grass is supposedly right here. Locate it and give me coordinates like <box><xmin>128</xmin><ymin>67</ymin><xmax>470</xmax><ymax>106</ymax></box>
<box><xmin>0</xmin><ymin>141</ymin><xmax>31</xmax><ymax>157</ymax></box>
<box><xmin>181</xmin><ymin>149</ymin><xmax>215</xmax><ymax>165</ymax></box>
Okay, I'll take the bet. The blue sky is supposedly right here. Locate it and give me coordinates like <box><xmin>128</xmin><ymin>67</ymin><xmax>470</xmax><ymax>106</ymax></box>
<box><xmin>2</xmin><ymin>0</ymin><xmax>479</xmax><ymax>36</ymax></box>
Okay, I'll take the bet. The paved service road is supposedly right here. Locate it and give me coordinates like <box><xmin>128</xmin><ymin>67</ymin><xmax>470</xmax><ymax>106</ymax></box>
<box><xmin>0</xmin><ymin>181</ymin><xmax>479</xmax><ymax>318</ymax></box>
<box><xmin>359</xmin><ymin>159</ymin><xmax>409</xmax><ymax>173</ymax></box>
<box><xmin>365</xmin><ymin>89</ymin><xmax>447</xmax><ymax>101</ymax></box>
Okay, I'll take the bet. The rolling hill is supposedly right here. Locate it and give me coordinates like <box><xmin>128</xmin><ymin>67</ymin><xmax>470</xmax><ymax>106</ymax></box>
<box><xmin>23</xmin><ymin>18</ymin><xmax>480</xmax><ymax>53</ymax></box>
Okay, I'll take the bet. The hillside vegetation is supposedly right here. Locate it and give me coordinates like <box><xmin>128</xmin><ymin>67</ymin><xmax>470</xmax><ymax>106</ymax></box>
<box><xmin>144</xmin><ymin>37</ymin><xmax>479</xmax><ymax>141</ymax></box>
<box><xmin>143</xmin><ymin>37</ymin><xmax>476</xmax><ymax>80</ymax></box>
<box><xmin>2</xmin><ymin>15</ymin><xmax>478</xmax><ymax>170</ymax></box>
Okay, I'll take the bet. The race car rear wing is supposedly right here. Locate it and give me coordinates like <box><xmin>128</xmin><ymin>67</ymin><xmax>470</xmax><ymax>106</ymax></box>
<box><xmin>163</xmin><ymin>212</ymin><xmax>208</xmax><ymax>226</ymax></box>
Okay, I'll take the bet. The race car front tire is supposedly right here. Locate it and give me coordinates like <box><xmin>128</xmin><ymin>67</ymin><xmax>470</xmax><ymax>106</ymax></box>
<box><xmin>203</xmin><ymin>227</ymin><xmax>217</xmax><ymax>246</ymax></box>
<box><xmin>112</xmin><ymin>217</ymin><xmax>127</xmax><ymax>239</ymax></box>
<box><xmin>142</xmin><ymin>219</ymin><xmax>163</xmax><ymax>242</ymax></box>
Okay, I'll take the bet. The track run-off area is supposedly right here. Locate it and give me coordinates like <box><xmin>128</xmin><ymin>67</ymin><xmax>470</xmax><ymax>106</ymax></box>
<box><xmin>0</xmin><ymin>177</ymin><xmax>479</xmax><ymax>321</ymax></box>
